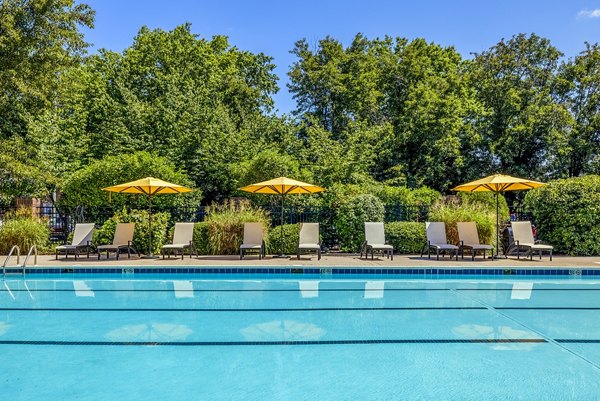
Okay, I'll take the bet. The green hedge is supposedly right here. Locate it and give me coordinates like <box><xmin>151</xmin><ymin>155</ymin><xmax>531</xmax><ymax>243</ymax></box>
<box><xmin>0</xmin><ymin>216</ymin><xmax>50</xmax><ymax>254</ymax></box>
<box><xmin>94</xmin><ymin>209</ymin><xmax>170</xmax><ymax>255</ymax></box>
<box><xmin>385</xmin><ymin>222</ymin><xmax>426</xmax><ymax>254</ymax></box>
<box><xmin>334</xmin><ymin>194</ymin><xmax>385</xmax><ymax>252</ymax></box>
<box><xmin>524</xmin><ymin>175</ymin><xmax>600</xmax><ymax>255</ymax></box>
<box><xmin>266</xmin><ymin>224</ymin><xmax>300</xmax><ymax>255</ymax></box>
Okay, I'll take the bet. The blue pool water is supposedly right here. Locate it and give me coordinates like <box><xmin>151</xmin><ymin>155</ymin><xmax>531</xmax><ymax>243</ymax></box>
<box><xmin>2</xmin><ymin>273</ymin><xmax>600</xmax><ymax>400</ymax></box>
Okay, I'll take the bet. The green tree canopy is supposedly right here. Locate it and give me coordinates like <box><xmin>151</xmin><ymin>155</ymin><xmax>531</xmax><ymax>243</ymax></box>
<box><xmin>0</xmin><ymin>0</ymin><xmax>94</xmax><ymax>139</ymax></box>
<box><xmin>468</xmin><ymin>33</ymin><xmax>571</xmax><ymax>180</ymax></box>
<box><xmin>58</xmin><ymin>151</ymin><xmax>202</xmax><ymax>209</ymax></box>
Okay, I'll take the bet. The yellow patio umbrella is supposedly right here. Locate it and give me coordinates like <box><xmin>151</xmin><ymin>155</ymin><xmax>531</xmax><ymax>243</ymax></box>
<box><xmin>103</xmin><ymin>177</ymin><xmax>192</xmax><ymax>257</ymax></box>
<box><xmin>452</xmin><ymin>174</ymin><xmax>545</xmax><ymax>257</ymax></box>
<box><xmin>240</xmin><ymin>176</ymin><xmax>325</xmax><ymax>257</ymax></box>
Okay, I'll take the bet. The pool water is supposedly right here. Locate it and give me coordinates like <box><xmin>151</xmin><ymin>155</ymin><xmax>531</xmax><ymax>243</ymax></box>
<box><xmin>1</xmin><ymin>275</ymin><xmax>600</xmax><ymax>400</ymax></box>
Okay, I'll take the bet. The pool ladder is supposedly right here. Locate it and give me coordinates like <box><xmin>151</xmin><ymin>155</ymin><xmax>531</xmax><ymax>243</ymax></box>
<box><xmin>2</xmin><ymin>245</ymin><xmax>37</xmax><ymax>277</ymax></box>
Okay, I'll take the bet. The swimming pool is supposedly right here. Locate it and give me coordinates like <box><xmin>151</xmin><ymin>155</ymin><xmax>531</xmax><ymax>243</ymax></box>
<box><xmin>2</xmin><ymin>271</ymin><xmax>600</xmax><ymax>400</ymax></box>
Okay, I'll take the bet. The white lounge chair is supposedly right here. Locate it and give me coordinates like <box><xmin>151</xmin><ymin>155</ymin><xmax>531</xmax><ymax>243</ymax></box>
<box><xmin>421</xmin><ymin>222</ymin><xmax>459</xmax><ymax>260</ymax></box>
<box><xmin>55</xmin><ymin>223</ymin><xmax>95</xmax><ymax>260</ymax></box>
<box><xmin>297</xmin><ymin>223</ymin><xmax>321</xmax><ymax>260</ymax></box>
<box><xmin>511</xmin><ymin>221</ymin><xmax>553</xmax><ymax>261</ymax></box>
<box><xmin>240</xmin><ymin>222</ymin><xmax>265</xmax><ymax>259</ymax></box>
<box><xmin>457</xmin><ymin>222</ymin><xmax>494</xmax><ymax>260</ymax></box>
<box><xmin>96</xmin><ymin>223</ymin><xmax>139</xmax><ymax>260</ymax></box>
<box><xmin>361</xmin><ymin>222</ymin><xmax>394</xmax><ymax>260</ymax></box>
<box><xmin>161</xmin><ymin>222</ymin><xmax>196</xmax><ymax>259</ymax></box>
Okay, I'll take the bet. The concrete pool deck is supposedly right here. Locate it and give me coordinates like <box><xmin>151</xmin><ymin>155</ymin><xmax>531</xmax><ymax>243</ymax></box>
<box><xmin>8</xmin><ymin>253</ymin><xmax>599</xmax><ymax>268</ymax></box>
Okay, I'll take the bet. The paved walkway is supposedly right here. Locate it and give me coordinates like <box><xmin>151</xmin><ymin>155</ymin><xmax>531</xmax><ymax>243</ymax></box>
<box><xmin>10</xmin><ymin>253</ymin><xmax>600</xmax><ymax>268</ymax></box>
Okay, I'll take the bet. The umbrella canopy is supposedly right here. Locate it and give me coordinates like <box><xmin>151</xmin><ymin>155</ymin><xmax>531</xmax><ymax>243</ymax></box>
<box><xmin>103</xmin><ymin>177</ymin><xmax>193</xmax><ymax>257</ymax></box>
<box><xmin>239</xmin><ymin>176</ymin><xmax>325</xmax><ymax>195</ymax></box>
<box><xmin>240</xmin><ymin>176</ymin><xmax>325</xmax><ymax>257</ymax></box>
<box><xmin>452</xmin><ymin>174</ymin><xmax>545</xmax><ymax>258</ymax></box>
<box><xmin>451</xmin><ymin>174</ymin><xmax>544</xmax><ymax>193</ymax></box>
<box><xmin>102</xmin><ymin>177</ymin><xmax>192</xmax><ymax>195</ymax></box>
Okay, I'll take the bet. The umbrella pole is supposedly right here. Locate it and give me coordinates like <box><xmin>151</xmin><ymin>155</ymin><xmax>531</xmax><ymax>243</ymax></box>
<box><xmin>496</xmin><ymin>192</ymin><xmax>499</xmax><ymax>258</ymax></box>
<box><xmin>149</xmin><ymin>194</ymin><xmax>153</xmax><ymax>256</ymax></box>
<box><xmin>141</xmin><ymin>194</ymin><xmax>159</xmax><ymax>259</ymax></box>
<box><xmin>273</xmin><ymin>193</ymin><xmax>289</xmax><ymax>258</ymax></box>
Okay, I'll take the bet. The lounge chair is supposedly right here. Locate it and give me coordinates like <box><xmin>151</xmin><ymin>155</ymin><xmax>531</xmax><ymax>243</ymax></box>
<box><xmin>511</xmin><ymin>221</ymin><xmax>553</xmax><ymax>261</ymax></box>
<box><xmin>55</xmin><ymin>223</ymin><xmax>95</xmax><ymax>260</ymax></box>
<box><xmin>161</xmin><ymin>222</ymin><xmax>196</xmax><ymax>259</ymax></box>
<box><xmin>96</xmin><ymin>223</ymin><xmax>139</xmax><ymax>260</ymax></box>
<box><xmin>297</xmin><ymin>223</ymin><xmax>321</xmax><ymax>260</ymax></box>
<box><xmin>421</xmin><ymin>222</ymin><xmax>459</xmax><ymax>260</ymax></box>
<box><xmin>457</xmin><ymin>222</ymin><xmax>494</xmax><ymax>260</ymax></box>
<box><xmin>361</xmin><ymin>222</ymin><xmax>394</xmax><ymax>260</ymax></box>
<box><xmin>240</xmin><ymin>222</ymin><xmax>266</xmax><ymax>260</ymax></box>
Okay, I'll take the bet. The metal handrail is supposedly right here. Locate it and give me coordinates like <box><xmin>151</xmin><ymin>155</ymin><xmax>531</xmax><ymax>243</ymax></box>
<box><xmin>3</xmin><ymin>245</ymin><xmax>20</xmax><ymax>277</ymax></box>
<box><xmin>22</xmin><ymin>244</ymin><xmax>37</xmax><ymax>274</ymax></box>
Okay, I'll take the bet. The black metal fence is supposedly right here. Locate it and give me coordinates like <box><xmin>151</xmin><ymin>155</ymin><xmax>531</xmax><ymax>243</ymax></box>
<box><xmin>0</xmin><ymin>203</ymin><xmax>430</xmax><ymax>248</ymax></box>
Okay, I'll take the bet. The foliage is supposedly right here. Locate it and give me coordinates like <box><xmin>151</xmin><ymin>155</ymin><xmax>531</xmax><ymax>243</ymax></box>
<box><xmin>94</xmin><ymin>208</ymin><xmax>170</xmax><ymax>255</ymax></box>
<box><xmin>0</xmin><ymin>138</ymin><xmax>52</xmax><ymax>204</ymax></box>
<box><xmin>468</xmin><ymin>33</ymin><xmax>570</xmax><ymax>180</ymax></box>
<box><xmin>189</xmin><ymin>222</ymin><xmax>209</xmax><ymax>255</ymax></box>
<box><xmin>556</xmin><ymin>43</ymin><xmax>600</xmax><ymax>177</ymax></box>
<box><xmin>289</xmin><ymin>35</ymin><xmax>484</xmax><ymax>191</ymax></box>
<box><xmin>456</xmin><ymin>192</ymin><xmax>509</xmax><ymax>222</ymax></box>
<box><xmin>373</xmin><ymin>185</ymin><xmax>441</xmax><ymax>207</ymax></box>
<box><xmin>58</xmin><ymin>151</ymin><xmax>201</xmax><ymax>209</ymax></box>
<box><xmin>204</xmin><ymin>200</ymin><xmax>269</xmax><ymax>255</ymax></box>
<box><xmin>334</xmin><ymin>194</ymin><xmax>384</xmax><ymax>252</ymax></box>
<box><xmin>428</xmin><ymin>199</ymin><xmax>498</xmax><ymax>246</ymax></box>
<box><xmin>0</xmin><ymin>0</ymin><xmax>94</xmax><ymax>140</ymax></box>
<box><xmin>385</xmin><ymin>222</ymin><xmax>426</xmax><ymax>254</ymax></box>
<box><xmin>29</xmin><ymin>24</ymin><xmax>279</xmax><ymax>202</ymax></box>
<box><xmin>2</xmin><ymin>6</ymin><xmax>600</xmax><ymax>226</ymax></box>
<box><xmin>266</xmin><ymin>224</ymin><xmax>300</xmax><ymax>255</ymax></box>
<box><xmin>0</xmin><ymin>211</ymin><xmax>50</xmax><ymax>254</ymax></box>
<box><xmin>524</xmin><ymin>176</ymin><xmax>600</xmax><ymax>255</ymax></box>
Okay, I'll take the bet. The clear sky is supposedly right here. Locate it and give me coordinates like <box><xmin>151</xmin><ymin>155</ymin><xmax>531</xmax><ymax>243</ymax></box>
<box><xmin>82</xmin><ymin>0</ymin><xmax>600</xmax><ymax>114</ymax></box>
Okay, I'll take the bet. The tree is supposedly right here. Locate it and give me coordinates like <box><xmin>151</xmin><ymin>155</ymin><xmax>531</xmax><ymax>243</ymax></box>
<box><xmin>468</xmin><ymin>33</ymin><xmax>571</xmax><ymax>180</ymax></box>
<box><xmin>288</xmin><ymin>34</ymin><xmax>483</xmax><ymax>191</ymax></box>
<box><xmin>384</xmin><ymin>38</ymin><xmax>483</xmax><ymax>190</ymax></box>
<box><xmin>58</xmin><ymin>151</ymin><xmax>201</xmax><ymax>209</ymax></box>
<box><xmin>30</xmin><ymin>24</ymin><xmax>280</xmax><ymax>202</ymax></box>
<box><xmin>557</xmin><ymin>42</ymin><xmax>600</xmax><ymax>176</ymax></box>
<box><xmin>0</xmin><ymin>0</ymin><xmax>94</xmax><ymax>139</ymax></box>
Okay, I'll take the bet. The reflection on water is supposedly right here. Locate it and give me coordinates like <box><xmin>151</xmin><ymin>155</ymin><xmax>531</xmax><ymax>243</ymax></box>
<box><xmin>106</xmin><ymin>323</ymin><xmax>193</xmax><ymax>342</ymax></box>
<box><xmin>452</xmin><ymin>323</ymin><xmax>541</xmax><ymax>351</ymax></box>
<box><xmin>241</xmin><ymin>320</ymin><xmax>325</xmax><ymax>341</ymax></box>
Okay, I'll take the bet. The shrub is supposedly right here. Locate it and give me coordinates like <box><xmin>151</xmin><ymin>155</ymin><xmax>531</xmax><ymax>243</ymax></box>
<box><xmin>428</xmin><ymin>199</ymin><xmax>497</xmax><ymax>246</ymax></box>
<box><xmin>266</xmin><ymin>224</ymin><xmax>300</xmax><ymax>255</ymax></box>
<box><xmin>94</xmin><ymin>208</ymin><xmax>170</xmax><ymax>255</ymax></box>
<box><xmin>192</xmin><ymin>222</ymin><xmax>210</xmax><ymax>255</ymax></box>
<box><xmin>59</xmin><ymin>151</ymin><xmax>202</xmax><ymax>209</ymax></box>
<box><xmin>524</xmin><ymin>175</ymin><xmax>600</xmax><ymax>255</ymax></box>
<box><xmin>456</xmin><ymin>192</ymin><xmax>509</xmax><ymax>220</ymax></box>
<box><xmin>0</xmin><ymin>214</ymin><xmax>50</xmax><ymax>254</ymax></box>
<box><xmin>385</xmin><ymin>222</ymin><xmax>426</xmax><ymax>254</ymax></box>
<box><xmin>375</xmin><ymin>185</ymin><xmax>442</xmax><ymax>207</ymax></box>
<box><xmin>205</xmin><ymin>200</ymin><xmax>270</xmax><ymax>255</ymax></box>
<box><xmin>334</xmin><ymin>194</ymin><xmax>385</xmax><ymax>252</ymax></box>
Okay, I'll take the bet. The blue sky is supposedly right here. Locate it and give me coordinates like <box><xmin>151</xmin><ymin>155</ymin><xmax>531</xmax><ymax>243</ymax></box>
<box><xmin>82</xmin><ymin>0</ymin><xmax>600</xmax><ymax>114</ymax></box>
